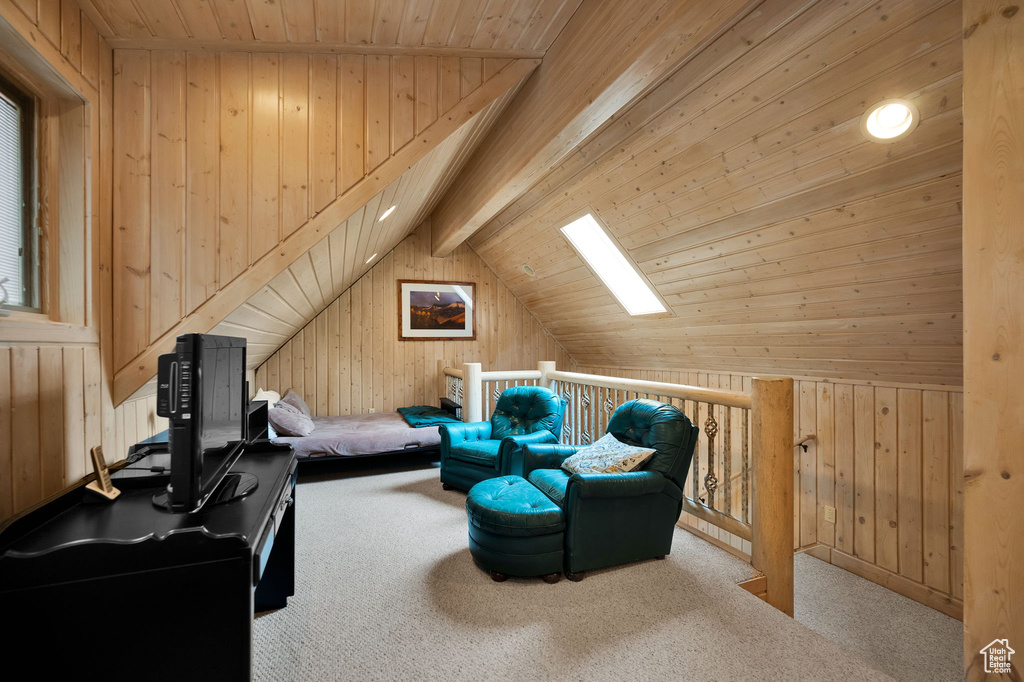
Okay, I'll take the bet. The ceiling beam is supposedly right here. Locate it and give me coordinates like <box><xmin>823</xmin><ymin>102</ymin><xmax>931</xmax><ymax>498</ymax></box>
<box><xmin>428</xmin><ymin>0</ymin><xmax>759</xmax><ymax>257</ymax></box>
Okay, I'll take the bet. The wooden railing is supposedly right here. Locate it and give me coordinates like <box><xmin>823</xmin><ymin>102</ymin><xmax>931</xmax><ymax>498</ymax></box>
<box><xmin>441</xmin><ymin>361</ymin><xmax>794</xmax><ymax>615</ymax></box>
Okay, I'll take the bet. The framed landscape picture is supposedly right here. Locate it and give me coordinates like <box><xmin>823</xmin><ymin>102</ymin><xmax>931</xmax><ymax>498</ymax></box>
<box><xmin>398</xmin><ymin>280</ymin><xmax>476</xmax><ymax>341</ymax></box>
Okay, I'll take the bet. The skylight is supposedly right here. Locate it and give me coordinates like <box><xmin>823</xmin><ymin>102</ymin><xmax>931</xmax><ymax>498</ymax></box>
<box><xmin>560</xmin><ymin>214</ymin><xmax>666</xmax><ymax>316</ymax></box>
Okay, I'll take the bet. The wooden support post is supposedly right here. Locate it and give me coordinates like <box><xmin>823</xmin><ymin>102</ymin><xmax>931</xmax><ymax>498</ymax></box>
<box><xmin>538</xmin><ymin>361</ymin><xmax>555</xmax><ymax>390</ymax></box>
<box><xmin>750</xmin><ymin>376</ymin><xmax>795</xmax><ymax>616</ymax></box>
<box><xmin>462</xmin><ymin>362</ymin><xmax>482</xmax><ymax>423</ymax></box>
<box><xmin>963</xmin><ymin>1</ymin><xmax>1024</xmax><ymax>676</ymax></box>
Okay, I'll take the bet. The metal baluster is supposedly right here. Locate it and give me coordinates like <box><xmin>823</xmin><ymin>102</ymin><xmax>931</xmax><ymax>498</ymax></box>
<box><xmin>574</xmin><ymin>382</ymin><xmax>580</xmax><ymax>444</ymax></box>
<box><xmin>574</xmin><ymin>383</ymin><xmax>582</xmax><ymax>443</ymax></box>
<box><xmin>691</xmin><ymin>400</ymin><xmax>700</xmax><ymax>501</ymax></box>
<box><xmin>565</xmin><ymin>382</ymin><xmax>573</xmax><ymax>440</ymax></box>
<box><xmin>742</xmin><ymin>408</ymin><xmax>750</xmax><ymax>524</ymax></box>
<box><xmin>603</xmin><ymin>387</ymin><xmax>614</xmax><ymax>438</ymax></box>
<box><xmin>723</xmin><ymin>405</ymin><xmax>732</xmax><ymax>517</ymax></box>
<box><xmin>590</xmin><ymin>385</ymin><xmax>597</xmax><ymax>443</ymax></box>
<box><xmin>581</xmin><ymin>385</ymin><xmax>593</xmax><ymax>444</ymax></box>
<box><xmin>704</xmin><ymin>404</ymin><xmax>719</xmax><ymax>509</ymax></box>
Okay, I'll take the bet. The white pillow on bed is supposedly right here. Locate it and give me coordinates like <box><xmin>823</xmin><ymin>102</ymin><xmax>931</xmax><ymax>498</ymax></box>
<box><xmin>253</xmin><ymin>387</ymin><xmax>281</xmax><ymax>407</ymax></box>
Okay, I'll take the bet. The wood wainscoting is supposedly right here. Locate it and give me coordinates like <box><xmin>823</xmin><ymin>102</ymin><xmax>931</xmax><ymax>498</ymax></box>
<box><xmin>254</xmin><ymin>221</ymin><xmax>575</xmax><ymax>415</ymax></box>
<box><xmin>577</xmin><ymin>365</ymin><xmax>963</xmax><ymax>619</ymax></box>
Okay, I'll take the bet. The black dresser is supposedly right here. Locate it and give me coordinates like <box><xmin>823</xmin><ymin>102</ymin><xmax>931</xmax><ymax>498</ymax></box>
<box><xmin>0</xmin><ymin>441</ymin><xmax>297</xmax><ymax>682</ymax></box>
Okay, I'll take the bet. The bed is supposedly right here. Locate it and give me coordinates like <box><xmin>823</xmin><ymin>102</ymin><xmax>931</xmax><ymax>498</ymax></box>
<box><xmin>269</xmin><ymin>404</ymin><xmax>461</xmax><ymax>461</ymax></box>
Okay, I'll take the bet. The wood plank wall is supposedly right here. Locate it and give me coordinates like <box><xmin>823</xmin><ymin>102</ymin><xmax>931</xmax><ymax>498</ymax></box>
<box><xmin>0</xmin><ymin>345</ymin><xmax>164</xmax><ymax>522</ymax></box>
<box><xmin>577</xmin><ymin>364</ymin><xmax>963</xmax><ymax>619</ymax></box>
<box><xmin>112</xmin><ymin>50</ymin><xmax>516</xmax><ymax>372</ymax></box>
<box><xmin>0</xmin><ymin>0</ymin><xmax>163</xmax><ymax>526</ymax></box>
<box><xmin>255</xmin><ymin>222</ymin><xmax>575</xmax><ymax>414</ymax></box>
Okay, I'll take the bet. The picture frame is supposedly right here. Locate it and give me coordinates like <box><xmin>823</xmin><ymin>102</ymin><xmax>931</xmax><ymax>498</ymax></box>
<box><xmin>398</xmin><ymin>279</ymin><xmax>476</xmax><ymax>341</ymax></box>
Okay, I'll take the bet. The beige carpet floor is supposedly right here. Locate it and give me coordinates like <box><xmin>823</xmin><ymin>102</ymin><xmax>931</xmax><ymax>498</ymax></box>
<box><xmin>252</xmin><ymin>463</ymin><xmax>911</xmax><ymax>681</ymax></box>
<box><xmin>793</xmin><ymin>553</ymin><xmax>962</xmax><ymax>681</ymax></box>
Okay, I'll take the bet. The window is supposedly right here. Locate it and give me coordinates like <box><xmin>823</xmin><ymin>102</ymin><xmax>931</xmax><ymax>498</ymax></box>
<box><xmin>0</xmin><ymin>73</ymin><xmax>36</xmax><ymax>311</ymax></box>
<box><xmin>560</xmin><ymin>213</ymin><xmax>667</xmax><ymax>316</ymax></box>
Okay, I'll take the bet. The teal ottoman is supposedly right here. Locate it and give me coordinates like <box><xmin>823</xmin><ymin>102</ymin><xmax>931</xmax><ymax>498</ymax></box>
<box><xmin>465</xmin><ymin>475</ymin><xmax>565</xmax><ymax>583</ymax></box>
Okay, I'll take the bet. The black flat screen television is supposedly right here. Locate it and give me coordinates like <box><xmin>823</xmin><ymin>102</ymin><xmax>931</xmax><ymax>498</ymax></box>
<box><xmin>154</xmin><ymin>333</ymin><xmax>250</xmax><ymax>513</ymax></box>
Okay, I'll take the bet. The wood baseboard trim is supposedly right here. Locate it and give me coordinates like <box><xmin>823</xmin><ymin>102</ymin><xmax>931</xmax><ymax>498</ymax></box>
<box><xmin>738</xmin><ymin>575</ymin><xmax>768</xmax><ymax>601</ymax></box>
<box><xmin>799</xmin><ymin>544</ymin><xmax>963</xmax><ymax>620</ymax></box>
<box><xmin>677</xmin><ymin>519</ymin><xmax>753</xmax><ymax>564</ymax></box>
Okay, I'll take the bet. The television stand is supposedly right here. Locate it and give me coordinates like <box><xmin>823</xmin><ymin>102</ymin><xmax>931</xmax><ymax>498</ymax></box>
<box><xmin>152</xmin><ymin>471</ymin><xmax>260</xmax><ymax>511</ymax></box>
<box><xmin>208</xmin><ymin>471</ymin><xmax>260</xmax><ymax>505</ymax></box>
<box><xmin>0</xmin><ymin>441</ymin><xmax>296</xmax><ymax>682</ymax></box>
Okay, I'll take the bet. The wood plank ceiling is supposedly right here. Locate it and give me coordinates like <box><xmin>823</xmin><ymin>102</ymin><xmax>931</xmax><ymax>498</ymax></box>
<box><xmin>79</xmin><ymin>0</ymin><xmax>582</xmax><ymax>55</ymax></box>
<box><xmin>469</xmin><ymin>0</ymin><xmax>964</xmax><ymax>386</ymax></box>
<box><xmin>211</xmin><ymin>86</ymin><xmax>523</xmax><ymax>367</ymax></box>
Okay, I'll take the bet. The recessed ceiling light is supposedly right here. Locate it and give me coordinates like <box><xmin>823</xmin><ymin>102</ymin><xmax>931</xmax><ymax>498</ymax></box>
<box><xmin>861</xmin><ymin>99</ymin><xmax>919</xmax><ymax>143</ymax></box>
<box><xmin>378</xmin><ymin>205</ymin><xmax>396</xmax><ymax>221</ymax></box>
<box><xmin>522</xmin><ymin>264</ymin><xmax>536</xmax><ymax>276</ymax></box>
<box><xmin>365</xmin><ymin>253</ymin><xmax>378</xmax><ymax>264</ymax></box>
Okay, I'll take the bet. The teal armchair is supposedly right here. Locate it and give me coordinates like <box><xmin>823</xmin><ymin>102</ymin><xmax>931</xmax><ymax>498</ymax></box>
<box><xmin>520</xmin><ymin>399</ymin><xmax>698</xmax><ymax>580</ymax></box>
<box><xmin>439</xmin><ymin>385</ymin><xmax>566</xmax><ymax>491</ymax></box>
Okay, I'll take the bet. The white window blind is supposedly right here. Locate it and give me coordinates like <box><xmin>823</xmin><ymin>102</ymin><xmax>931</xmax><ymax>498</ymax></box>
<box><xmin>0</xmin><ymin>89</ymin><xmax>25</xmax><ymax>307</ymax></box>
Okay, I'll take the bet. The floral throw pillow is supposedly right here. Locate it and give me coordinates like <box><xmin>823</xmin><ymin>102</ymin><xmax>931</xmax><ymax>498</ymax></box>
<box><xmin>560</xmin><ymin>433</ymin><xmax>656</xmax><ymax>475</ymax></box>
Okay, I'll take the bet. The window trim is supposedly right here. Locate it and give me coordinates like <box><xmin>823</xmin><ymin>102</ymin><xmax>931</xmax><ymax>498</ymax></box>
<box><xmin>557</xmin><ymin>208</ymin><xmax>674</xmax><ymax>318</ymax></box>
<box><xmin>0</xmin><ymin>69</ymin><xmax>38</xmax><ymax>312</ymax></box>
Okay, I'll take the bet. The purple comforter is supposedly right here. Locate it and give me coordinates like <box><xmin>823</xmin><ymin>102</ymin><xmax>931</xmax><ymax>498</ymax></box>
<box><xmin>271</xmin><ymin>411</ymin><xmax>442</xmax><ymax>459</ymax></box>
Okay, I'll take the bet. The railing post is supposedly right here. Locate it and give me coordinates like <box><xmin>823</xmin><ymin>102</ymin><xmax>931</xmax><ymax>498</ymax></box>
<box><xmin>462</xmin><ymin>362</ymin><xmax>482</xmax><ymax>423</ymax></box>
<box><xmin>538</xmin><ymin>361</ymin><xmax>556</xmax><ymax>390</ymax></box>
<box><xmin>750</xmin><ymin>376</ymin><xmax>794</xmax><ymax>616</ymax></box>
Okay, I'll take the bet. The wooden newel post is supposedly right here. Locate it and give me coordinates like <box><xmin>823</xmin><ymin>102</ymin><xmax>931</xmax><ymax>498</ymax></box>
<box><xmin>462</xmin><ymin>362</ymin><xmax>482</xmax><ymax>423</ymax></box>
<box><xmin>750</xmin><ymin>376</ymin><xmax>794</xmax><ymax>616</ymax></box>
<box><xmin>538</xmin><ymin>361</ymin><xmax>556</xmax><ymax>390</ymax></box>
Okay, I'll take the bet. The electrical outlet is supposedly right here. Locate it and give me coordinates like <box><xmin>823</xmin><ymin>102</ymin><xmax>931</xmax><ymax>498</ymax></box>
<box><xmin>824</xmin><ymin>505</ymin><xmax>836</xmax><ymax>523</ymax></box>
<box><xmin>368</xmin><ymin>407</ymin><xmax>376</xmax><ymax>413</ymax></box>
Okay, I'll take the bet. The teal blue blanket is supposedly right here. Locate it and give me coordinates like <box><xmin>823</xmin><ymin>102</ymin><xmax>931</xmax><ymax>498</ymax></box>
<box><xmin>397</xmin><ymin>405</ymin><xmax>461</xmax><ymax>428</ymax></box>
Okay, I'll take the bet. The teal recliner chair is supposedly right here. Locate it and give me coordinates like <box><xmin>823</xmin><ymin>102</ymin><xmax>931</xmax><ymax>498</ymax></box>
<box><xmin>439</xmin><ymin>385</ymin><xmax>565</xmax><ymax>491</ymax></box>
<box><xmin>520</xmin><ymin>399</ymin><xmax>698</xmax><ymax>580</ymax></box>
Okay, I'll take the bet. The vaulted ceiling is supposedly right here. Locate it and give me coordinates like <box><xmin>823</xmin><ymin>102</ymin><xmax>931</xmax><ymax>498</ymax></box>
<box><xmin>109</xmin><ymin>0</ymin><xmax>749</xmax><ymax>401</ymax></box>
<box><xmin>466</xmin><ymin>0</ymin><xmax>964</xmax><ymax>385</ymax></box>
<box><xmin>106</xmin><ymin>0</ymin><xmax>964</xmax><ymax>402</ymax></box>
